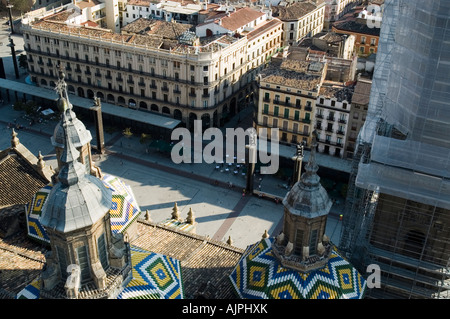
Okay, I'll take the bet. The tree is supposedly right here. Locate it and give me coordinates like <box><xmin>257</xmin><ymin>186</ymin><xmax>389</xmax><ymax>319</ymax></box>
<box><xmin>18</xmin><ymin>54</ymin><xmax>27</xmax><ymax>69</ymax></box>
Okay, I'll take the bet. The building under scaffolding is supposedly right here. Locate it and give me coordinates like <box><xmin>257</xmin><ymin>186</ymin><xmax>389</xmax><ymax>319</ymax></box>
<box><xmin>340</xmin><ymin>0</ymin><xmax>450</xmax><ymax>298</ymax></box>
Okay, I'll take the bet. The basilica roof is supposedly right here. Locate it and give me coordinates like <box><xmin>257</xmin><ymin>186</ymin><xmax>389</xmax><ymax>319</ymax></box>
<box><xmin>229</xmin><ymin>238</ymin><xmax>367</xmax><ymax>299</ymax></box>
<box><xmin>26</xmin><ymin>173</ymin><xmax>141</xmax><ymax>244</ymax></box>
<box><xmin>16</xmin><ymin>244</ymin><xmax>184</xmax><ymax>299</ymax></box>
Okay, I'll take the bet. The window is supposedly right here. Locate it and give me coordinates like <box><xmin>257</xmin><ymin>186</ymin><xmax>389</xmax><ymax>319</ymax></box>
<box><xmin>294</xmin><ymin>110</ymin><xmax>300</xmax><ymax>121</ymax></box>
<box><xmin>98</xmin><ymin>233</ymin><xmax>109</xmax><ymax>270</ymax></box>
<box><xmin>77</xmin><ymin>245</ymin><xmax>90</xmax><ymax>282</ymax></box>
<box><xmin>274</xmin><ymin>106</ymin><xmax>279</xmax><ymax>116</ymax></box>
<box><xmin>273</xmin><ymin>118</ymin><xmax>278</xmax><ymax>128</ymax></box>
<box><xmin>57</xmin><ymin>246</ymin><xmax>68</xmax><ymax>279</ymax></box>
<box><xmin>284</xmin><ymin>108</ymin><xmax>289</xmax><ymax>119</ymax></box>
<box><xmin>263</xmin><ymin>104</ymin><xmax>269</xmax><ymax>114</ymax></box>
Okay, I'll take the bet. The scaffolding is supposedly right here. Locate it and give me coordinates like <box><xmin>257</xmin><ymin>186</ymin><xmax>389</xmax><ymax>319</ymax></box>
<box><xmin>340</xmin><ymin>0</ymin><xmax>450</xmax><ymax>299</ymax></box>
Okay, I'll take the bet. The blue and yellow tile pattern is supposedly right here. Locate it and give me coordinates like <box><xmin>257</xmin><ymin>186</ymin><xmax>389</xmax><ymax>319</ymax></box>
<box><xmin>118</xmin><ymin>246</ymin><xmax>184</xmax><ymax>299</ymax></box>
<box><xmin>15</xmin><ymin>246</ymin><xmax>183</xmax><ymax>299</ymax></box>
<box><xmin>229</xmin><ymin>238</ymin><xmax>366</xmax><ymax>299</ymax></box>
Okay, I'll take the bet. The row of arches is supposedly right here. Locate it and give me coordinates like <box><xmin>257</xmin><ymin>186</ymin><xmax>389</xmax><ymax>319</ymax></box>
<box><xmin>39</xmin><ymin>79</ymin><xmax>255</xmax><ymax>129</ymax></box>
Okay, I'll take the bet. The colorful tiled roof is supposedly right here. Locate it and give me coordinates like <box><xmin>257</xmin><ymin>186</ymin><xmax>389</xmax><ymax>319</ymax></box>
<box><xmin>25</xmin><ymin>174</ymin><xmax>141</xmax><ymax>244</ymax></box>
<box><xmin>16</xmin><ymin>245</ymin><xmax>183</xmax><ymax>299</ymax></box>
<box><xmin>118</xmin><ymin>246</ymin><xmax>183</xmax><ymax>299</ymax></box>
<box><xmin>229</xmin><ymin>238</ymin><xmax>367</xmax><ymax>299</ymax></box>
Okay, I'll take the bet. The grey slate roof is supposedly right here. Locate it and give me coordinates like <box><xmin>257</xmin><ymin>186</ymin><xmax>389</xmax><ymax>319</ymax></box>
<box><xmin>40</xmin><ymin>77</ymin><xmax>112</xmax><ymax>234</ymax></box>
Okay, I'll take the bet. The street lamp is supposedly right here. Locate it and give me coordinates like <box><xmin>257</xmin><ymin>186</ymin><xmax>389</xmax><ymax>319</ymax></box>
<box><xmin>7</xmin><ymin>35</ymin><xmax>20</xmax><ymax>79</ymax></box>
<box><xmin>6</xmin><ymin>0</ymin><xmax>14</xmax><ymax>34</ymax></box>
<box><xmin>291</xmin><ymin>142</ymin><xmax>304</xmax><ymax>186</ymax></box>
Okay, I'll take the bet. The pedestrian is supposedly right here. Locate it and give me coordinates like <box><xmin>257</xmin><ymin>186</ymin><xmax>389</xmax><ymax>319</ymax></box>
<box><xmin>120</xmin><ymin>160</ymin><xmax>123</xmax><ymax>166</ymax></box>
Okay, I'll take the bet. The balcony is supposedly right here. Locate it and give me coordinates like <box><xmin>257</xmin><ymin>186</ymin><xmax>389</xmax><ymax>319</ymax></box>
<box><xmin>138</xmin><ymin>81</ymin><xmax>145</xmax><ymax>87</ymax></box>
<box><xmin>305</xmin><ymin>105</ymin><xmax>312</xmax><ymax>111</ymax></box>
<box><xmin>173</xmin><ymin>89</ymin><xmax>181</xmax><ymax>94</ymax></box>
<box><xmin>316</xmin><ymin>114</ymin><xmax>323</xmax><ymax>119</ymax></box>
<box><xmin>338</xmin><ymin>118</ymin><xmax>347</xmax><ymax>124</ymax></box>
<box><xmin>336</xmin><ymin>130</ymin><xmax>345</xmax><ymax>135</ymax></box>
<box><xmin>161</xmin><ymin>86</ymin><xmax>169</xmax><ymax>92</ymax></box>
<box><xmin>116</xmin><ymin>77</ymin><xmax>123</xmax><ymax>82</ymax></box>
<box><xmin>327</xmin><ymin>116</ymin><xmax>335</xmax><ymax>121</ymax></box>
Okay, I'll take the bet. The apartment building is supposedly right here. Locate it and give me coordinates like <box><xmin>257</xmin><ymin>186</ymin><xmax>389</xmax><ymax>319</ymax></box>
<box><xmin>332</xmin><ymin>18</ymin><xmax>380</xmax><ymax>56</ymax></box>
<box><xmin>315</xmin><ymin>81</ymin><xmax>352</xmax><ymax>158</ymax></box>
<box><xmin>255</xmin><ymin>51</ymin><xmax>326</xmax><ymax>147</ymax></box>
<box><xmin>22</xmin><ymin>2</ymin><xmax>283</xmax><ymax>130</ymax></box>
<box><xmin>345</xmin><ymin>77</ymin><xmax>370</xmax><ymax>158</ymax></box>
<box><xmin>271</xmin><ymin>0</ymin><xmax>326</xmax><ymax>47</ymax></box>
<box><xmin>323</xmin><ymin>0</ymin><xmax>361</xmax><ymax>29</ymax></box>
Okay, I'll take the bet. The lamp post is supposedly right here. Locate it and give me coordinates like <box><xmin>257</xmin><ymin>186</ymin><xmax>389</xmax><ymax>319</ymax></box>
<box><xmin>6</xmin><ymin>0</ymin><xmax>14</xmax><ymax>34</ymax></box>
<box><xmin>291</xmin><ymin>142</ymin><xmax>304</xmax><ymax>186</ymax></box>
<box><xmin>7</xmin><ymin>36</ymin><xmax>20</xmax><ymax>79</ymax></box>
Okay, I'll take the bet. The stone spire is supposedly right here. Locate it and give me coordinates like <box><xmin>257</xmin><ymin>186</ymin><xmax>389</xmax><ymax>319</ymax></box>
<box><xmin>56</xmin><ymin>115</ymin><xmax>87</xmax><ymax>187</ymax></box>
<box><xmin>40</xmin><ymin>111</ymin><xmax>111</xmax><ymax>233</ymax></box>
<box><xmin>51</xmin><ymin>66</ymin><xmax>93</xmax><ymax>173</ymax></box>
<box><xmin>186</xmin><ymin>207</ymin><xmax>195</xmax><ymax>225</ymax></box>
<box><xmin>172</xmin><ymin>202</ymin><xmax>180</xmax><ymax>220</ymax></box>
<box><xmin>11</xmin><ymin>128</ymin><xmax>19</xmax><ymax>148</ymax></box>
<box><xmin>282</xmin><ymin>130</ymin><xmax>331</xmax><ymax>219</ymax></box>
<box><xmin>276</xmin><ymin>130</ymin><xmax>333</xmax><ymax>270</ymax></box>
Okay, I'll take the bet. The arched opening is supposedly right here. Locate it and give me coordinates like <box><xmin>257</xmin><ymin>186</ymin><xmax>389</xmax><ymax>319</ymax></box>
<box><xmin>162</xmin><ymin>106</ymin><xmax>170</xmax><ymax>115</ymax></box>
<box><xmin>201</xmin><ymin>113</ymin><xmax>210</xmax><ymax>129</ymax></box>
<box><xmin>151</xmin><ymin>104</ymin><xmax>159</xmax><ymax>112</ymax></box>
<box><xmin>40</xmin><ymin>78</ymin><xmax>48</xmax><ymax>86</ymax></box>
<box><xmin>221</xmin><ymin>104</ymin><xmax>229</xmax><ymax>126</ymax></box>
<box><xmin>107</xmin><ymin>94</ymin><xmax>115</xmax><ymax>103</ymax></box>
<box><xmin>213</xmin><ymin>110</ymin><xmax>218</xmax><ymax>127</ymax></box>
<box><xmin>77</xmin><ymin>87</ymin><xmax>85</xmax><ymax>98</ymax></box>
<box><xmin>230</xmin><ymin>97</ymin><xmax>237</xmax><ymax>116</ymax></box>
<box><xmin>139</xmin><ymin>101</ymin><xmax>148</xmax><ymax>110</ymax></box>
<box><xmin>189</xmin><ymin>113</ymin><xmax>197</xmax><ymax>131</ymax></box>
<box><xmin>174</xmin><ymin>109</ymin><xmax>182</xmax><ymax>121</ymax></box>
<box><xmin>50</xmin><ymin>81</ymin><xmax>56</xmax><ymax>88</ymax></box>
<box><xmin>96</xmin><ymin>91</ymin><xmax>104</xmax><ymax>101</ymax></box>
<box><xmin>68</xmin><ymin>85</ymin><xmax>75</xmax><ymax>94</ymax></box>
<box><xmin>117</xmin><ymin>96</ymin><xmax>125</xmax><ymax>105</ymax></box>
<box><xmin>87</xmin><ymin>89</ymin><xmax>94</xmax><ymax>99</ymax></box>
<box><xmin>206</xmin><ymin>29</ymin><xmax>213</xmax><ymax>37</ymax></box>
<box><xmin>129</xmin><ymin>99</ymin><xmax>136</xmax><ymax>108</ymax></box>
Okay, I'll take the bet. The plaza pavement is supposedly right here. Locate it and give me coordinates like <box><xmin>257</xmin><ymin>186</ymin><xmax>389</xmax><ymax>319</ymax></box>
<box><xmin>0</xmin><ymin>20</ymin><xmax>345</xmax><ymax>250</ymax></box>
<box><xmin>0</xmin><ymin>100</ymin><xmax>345</xmax><ymax>249</ymax></box>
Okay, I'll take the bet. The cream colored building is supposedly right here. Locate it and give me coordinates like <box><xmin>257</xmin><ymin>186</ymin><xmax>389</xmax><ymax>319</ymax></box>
<box><xmin>22</xmin><ymin>2</ymin><xmax>283</xmax><ymax>130</ymax></box>
<box><xmin>272</xmin><ymin>0</ymin><xmax>326</xmax><ymax>47</ymax></box>
<box><xmin>255</xmin><ymin>52</ymin><xmax>326</xmax><ymax>147</ymax></box>
<box><xmin>315</xmin><ymin>81</ymin><xmax>353</xmax><ymax>158</ymax></box>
